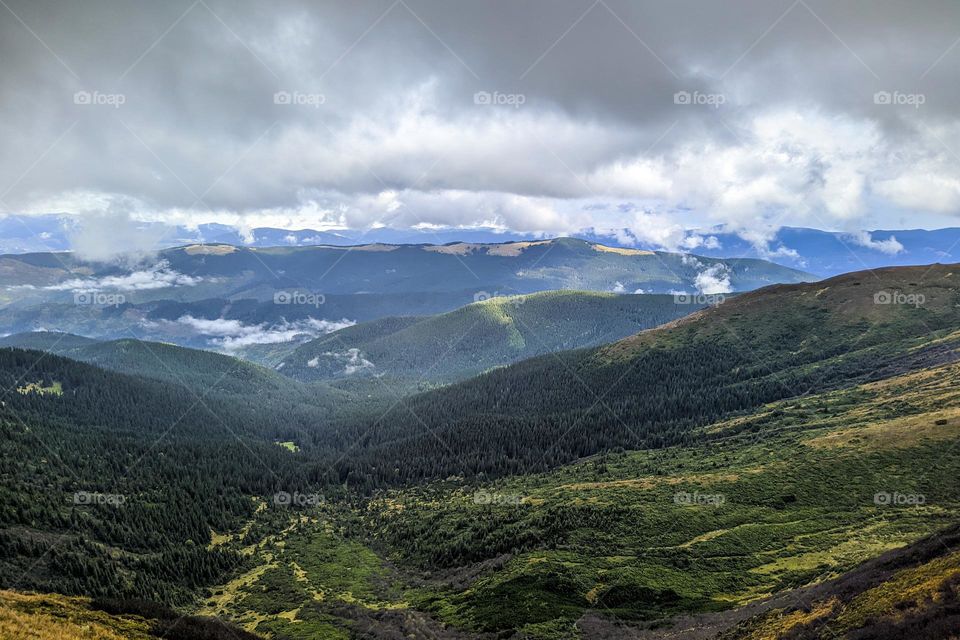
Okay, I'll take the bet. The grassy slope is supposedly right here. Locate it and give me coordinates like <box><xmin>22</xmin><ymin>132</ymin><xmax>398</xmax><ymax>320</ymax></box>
<box><xmin>0</xmin><ymin>590</ymin><xmax>263</xmax><ymax>640</ymax></box>
<box><xmin>279</xmin><ymin>291</ymin><xmax>702</xmax><ymax>385</ymax></box>
<box><xmin>355</xmin><ymin>357</ymin><xmax>960</xmax><ymax>636</ymax></box>
<box><xmin>0</xmin><ymin>591</ymin><xmax>153</xmax><ymax>640</ymax></box>
<box><xmin>717</xmin><ymin>524</ymin><xmax>960</xmax><ymax>640</ymax></box>
<box><xmin>194</xmin><ymin>353</ymin><xmax>960</xmax><ymax>639</ymax></box>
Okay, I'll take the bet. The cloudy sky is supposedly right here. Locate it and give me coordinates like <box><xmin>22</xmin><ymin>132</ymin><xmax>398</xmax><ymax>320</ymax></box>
<box><xmin>2</xmin><ymin>0</ymin><xmax>959</xmax><ymax>251</ymax></box>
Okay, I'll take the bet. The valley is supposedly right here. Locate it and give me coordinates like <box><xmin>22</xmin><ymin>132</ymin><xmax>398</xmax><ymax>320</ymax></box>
<box><xmin>0</xmin><ymin>260</ymin><xmax>958</xmax><ymax>638</ymax></box>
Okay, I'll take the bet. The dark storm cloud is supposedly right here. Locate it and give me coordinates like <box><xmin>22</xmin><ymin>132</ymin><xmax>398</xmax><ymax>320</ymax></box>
<box><xmin>1</xmin><ymin>0</ymin><xmax>958</xmax><ymax>241</ymax></box>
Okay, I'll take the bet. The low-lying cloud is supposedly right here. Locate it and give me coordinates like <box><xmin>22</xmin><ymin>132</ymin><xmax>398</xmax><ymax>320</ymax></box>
<box><xmin>46</xmin><ymin>261</ymin><xmax>203</xmax><ymax>292</ymax></box>
<box><xmin>692</xmin><ymin>262</ymin><xmax>733</xmax><ymax>295</ymax></box>
<box><xmin>308</xmin><ymin>348</ymin><xmax>375</xmax><ymax>376</ymax></box>
<box><xmin>846</xmin><ymin>231</ymin><xmax>905</xmax><ymax>256</ymax></box>
<box><xmin>174</xmin><ymin>315</ymin><xmax>355</xmax><ymax>351</ymax></box>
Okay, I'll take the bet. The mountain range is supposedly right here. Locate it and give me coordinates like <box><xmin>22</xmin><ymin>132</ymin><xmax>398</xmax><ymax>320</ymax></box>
<box><xmin>0</xmin><ymin>261</ymin><xmax>958</xmax><ymax>638</ymax></box>
<box><xmin>0</xmin><ymin>238</ymin><xmax>810</xmax><ymax>357</ymax></box>
<box><xmin>4</xmin><ymin>213</ymin><xmax>959</xmax><ymax>276</ymax></box>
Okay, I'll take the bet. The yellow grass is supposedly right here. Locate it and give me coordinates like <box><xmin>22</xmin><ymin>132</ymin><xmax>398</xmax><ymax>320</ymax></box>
<box><xmin>591</xmin><ymin>243</ymin><xmax>654</xmax><ymax>256</ymax></box>
<box><xmin>183</xmin><ymin>244</ymin><xmax>236</xmax><ymax>255</ymax></box>
<box><xmin>0</xmin><ymin>590</ymin><xmax>152</xmax><ymax>640</ymax></box>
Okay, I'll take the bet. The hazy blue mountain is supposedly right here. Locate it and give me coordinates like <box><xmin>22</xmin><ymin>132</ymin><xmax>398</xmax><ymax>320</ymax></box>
<box><xmin>0</xmin><ymin>237</ymin><xmax>812</xmax><ymax>355</ymax></box>
<box><xmin>0</xmin><ymin>291</ymin><xmax>482</xmax><ymax>353</ymax></box>
<box><xmin>680</xmin><ymin>226</ymin><xmax>960</xmax><ymax>276</ymax></box>
<box><xmin>3</xmin><ymin>214</ymin><xmax>953</xmax><ymax>277</ymax></box>
<box><xmin>0</xmin><ymin>237</ymin><xmax>812</xmax><ymax>301</ymax></box>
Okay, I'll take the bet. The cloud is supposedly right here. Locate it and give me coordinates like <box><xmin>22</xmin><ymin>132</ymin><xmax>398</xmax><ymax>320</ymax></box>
<box><xmin>174</xmin><ymin>315</ymin><xmax>355</xmax><ymax>350</ymax></box>
<box><xmin>320</xmin><ymin>348</ymin><xmax>375</xmax><ymax>375</ymax></box>
<box><xmin>2</xmin><ymin>0</ymin><xmax>960</xmax><ymax>241</ymax></box>
<box><xmin>67</xmin><ymin>210</ymin><xmax>172</xmax><ymax>262</ymax></box>
<box><xmin>45</xmin><ymin>261</ymin><xmax>203</xmax><ymax>291</ymax></box>
<box><xmin>874</xmin><ymin>172</ymin><xmax>960</xmax><ymax>215</ymax></box>
<box><xmin>693</xmin><ymin>263</ymin><xmax>733</xmax><ymax>295</ymax></box>
<box><xmin>845</xmin><ymin>231</ymin><xmax>905</xmax><ymax>255</ymax></box>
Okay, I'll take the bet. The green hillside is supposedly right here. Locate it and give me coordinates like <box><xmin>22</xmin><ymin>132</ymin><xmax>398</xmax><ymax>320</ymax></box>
<box><xmin>0</xmin><ymin>347</ymin><xmax>376</xmax><ymax>605</ymax></box>
<box><xmin>317</xmin><ymin>264</ymin><xmax>959</xmax><ymax>486</ymax></box>
<box><xmin>185</xmin><ymin>355</ymin><xmax>960</xmax><ymax>639</ymax></box>
<box><xmin>716</xmin><ymin>524</ymin><xmax>960</xmax><ymax>640</ymax></box>
<box><xmin>0</xmin><ymin>332</ymin><xmax>377</xmax><ymax>414</ymax></box>
<box><xmin>278</xmin><ymin>291</ymin><xmax>704</xmax><ymax>386</ymax></box>
<box><xmin>0</xmin><ymin>331</ymin><xmax>99</xmax><ymax>351</ymax></box>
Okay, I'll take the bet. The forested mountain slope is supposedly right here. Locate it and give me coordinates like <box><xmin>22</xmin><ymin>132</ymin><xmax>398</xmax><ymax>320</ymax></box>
<box><xmin>317</xmin><ymin>264</ymin><xmax>960</xmax><ymax>485</ymax></box>
<box><xmin>0</xmin><ymin>347</ymin><xmax>366</xmax><ymax>604</ymax></box>
<box><xmin>278</xmin><ymin>291</ymin><xmax>705</xmax><ymax>385</ymax></box>
<box><xmin>0</xmin><ymin>332</ymin><xmax>316</xmax><ymax>399</ymax></box>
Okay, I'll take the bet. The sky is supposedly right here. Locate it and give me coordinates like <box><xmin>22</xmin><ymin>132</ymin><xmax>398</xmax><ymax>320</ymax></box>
<box><xmin>2</xmin><ymin>0</ymin><xmax>960</xmax><ymax>253</ymax></box>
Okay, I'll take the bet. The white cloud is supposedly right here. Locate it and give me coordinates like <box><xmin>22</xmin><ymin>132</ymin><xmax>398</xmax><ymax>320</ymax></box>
<box><xmin>325</xmin><ymin>348</ymin><xmax>375</xmax><ymax>375</ymax></box>
<box><xmin>67</xmin><ymin>210</ymin><xmax>169</xmax><ymax>262</ymax></box>
<box><xmin>3</xmin><ymin>1</ymin><xmax>960</xmax><ymax>245</ymax></box>
<box><xmin>694</xmin><ymin>263</ymin><xmax>733</xmax><ymax>294</ymax></box>
<box><xmin>310</xmin><ymin>348</ymin><xmax>376</xmax><ymax>375</ymax></box>
<box><xmin>875</xmin><ymin>172</ymin><xmax>960</xmax><ymax>215</ymax></box>
<box><xmin>18</xmin><ymin>106</ymin><xmax>960</xmax><ymax>253</ymax></box>
<box><xmin>174</xmin><ymin>315</ymin><xmax>355</xmax><ymax>351</ymax></box>
<box><xmin>845</xmin><ymin>231</ymin><xmax>905</xmax><ymax>256</ymax></box>
<box><xmin>46</xmin><ymin>261</ymin><xmax>203</xmax><ymax>291</ymax></box>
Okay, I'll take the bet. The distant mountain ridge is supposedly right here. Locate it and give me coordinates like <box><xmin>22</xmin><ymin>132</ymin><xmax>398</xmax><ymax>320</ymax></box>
<box><xmin>2</xmin><ymin>213</ymin><xmax>956</xmax><ymax>276</ymax></box>
<box><xmin>0</xmin><ymin>238</ymin><xmax>812</xmax><ymax>352</ymax></box>
<box><xmin>0</xmin><ymin>237</ymin><xmax>813</xmax><ymax>300</ymax></box>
